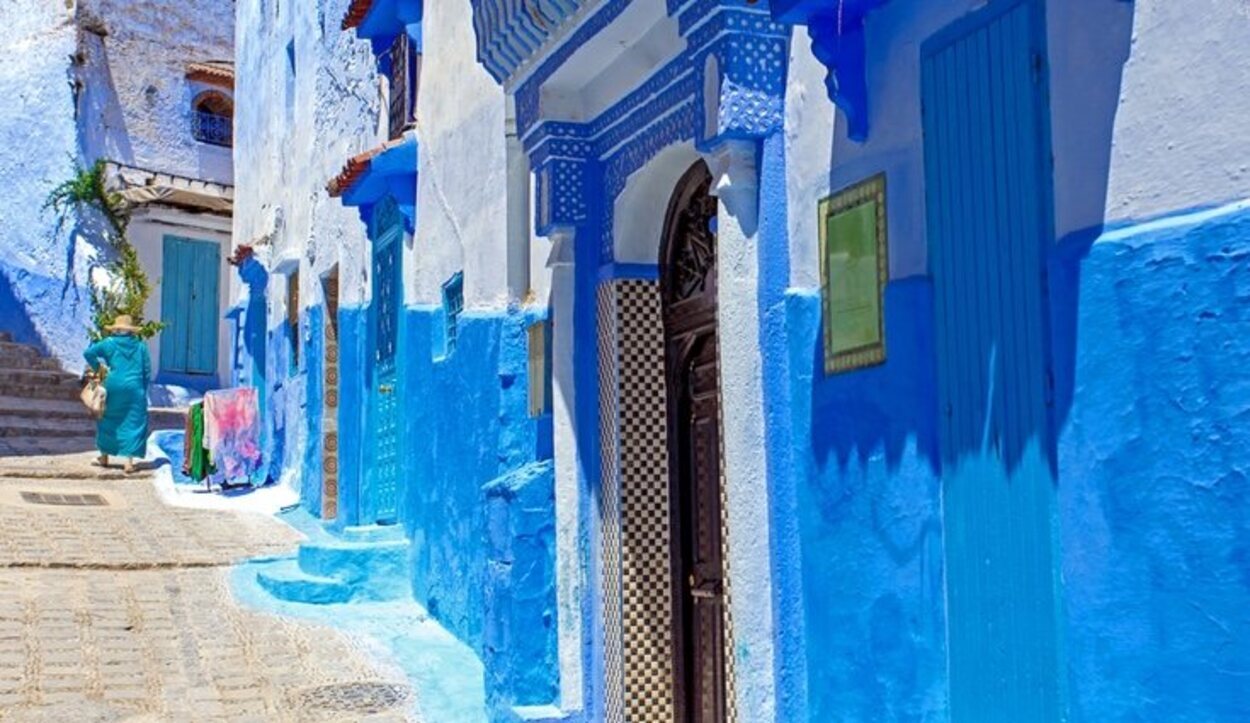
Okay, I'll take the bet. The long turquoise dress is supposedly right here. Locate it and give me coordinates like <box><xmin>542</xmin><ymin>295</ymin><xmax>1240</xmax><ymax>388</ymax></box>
<box><xmin>83</xmin><ymin>334</ymin><xmax>151</xmax><ymax>458</ymax></box>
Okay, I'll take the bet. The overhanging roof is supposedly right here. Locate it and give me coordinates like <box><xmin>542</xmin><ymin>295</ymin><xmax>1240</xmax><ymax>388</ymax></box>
<box><xmin>108</xmin><ymin>163</ymin><xmax>233</xmax><ymax>216</ymax></box>
<box><xmin>327</xmin><ymin>134</ymin><xmax>418</xmax><ymax>233</ymax></box>
<box><xmin>186</xmin><ymin>60</ymin><xmax>235</xmax><ymax>89</ymax></box>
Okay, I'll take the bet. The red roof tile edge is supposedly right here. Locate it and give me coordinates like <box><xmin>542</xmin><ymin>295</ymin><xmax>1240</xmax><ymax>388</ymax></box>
<box><xmin>342</xmin><ymin>0</ymin><xmax>377</xmax><ymax>30</ymax></box>
<box><xmin>326</xmin><ymin>138</ymin><xmax>406</xmax><ymax>197</ymax></box>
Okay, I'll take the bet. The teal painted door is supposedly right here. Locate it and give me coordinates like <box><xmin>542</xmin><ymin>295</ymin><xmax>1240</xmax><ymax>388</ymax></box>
<box><xmin>921</xmin><ymin>1</ymin><xmax>1063</xmax><ymax>720</ymax></box>
<box><xmin>369</xmin><ymin>201</ymin><xmax>403</xmax><ymax>525</ymax></box>
<box><xmin>159</xmin><ymin>236</ymin><xmax>220</xmax><ymax>375</ymax></box>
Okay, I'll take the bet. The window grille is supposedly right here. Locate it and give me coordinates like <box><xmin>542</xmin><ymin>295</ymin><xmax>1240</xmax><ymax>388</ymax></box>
<box><xmin>287</xmin><ymin>271</ymin><xmax>300</xmax><ymax>374</ymax></box>
<box><xmin>191</xmin><ymin>90</ymin><xmax>234</xmax><ymax>147</ymax></box>
<box><xmin>387</xmin><ymin>32</ymin><xmax>420</xmax><ymax>140</ymax></box>
<box><xmin>442</xmin><ymin>272</ymin><xmax>464</xmax><ymax>355</ymax></box>
<box><xmin>192</xmin><ymin>110</ymin><xmax>233</xmax><ymax>147</ymax></box>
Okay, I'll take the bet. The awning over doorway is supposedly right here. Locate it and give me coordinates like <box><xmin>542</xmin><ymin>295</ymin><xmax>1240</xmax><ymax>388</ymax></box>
<box><xmin>326</xmin><ymin>133</ymin><xmax>418</xmax><ymax>233</ymax></box>
<box><xmin>108</xmin><ymin>162</ymin><xmax>234</xmax><ymax>216</ymax></box>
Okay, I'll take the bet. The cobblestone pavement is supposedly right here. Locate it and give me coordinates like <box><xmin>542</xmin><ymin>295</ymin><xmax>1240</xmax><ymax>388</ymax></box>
<box><xmin>0</xmin><ymin>465</ymin><xmax>416</xmax><ymax>722</ymax></box>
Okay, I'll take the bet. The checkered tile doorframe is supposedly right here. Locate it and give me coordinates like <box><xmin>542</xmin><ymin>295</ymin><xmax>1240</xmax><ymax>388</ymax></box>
<box><xmin>597</xmin><ymin>279</ymin><xmax>739</xmax><ymax>722</ymax></box>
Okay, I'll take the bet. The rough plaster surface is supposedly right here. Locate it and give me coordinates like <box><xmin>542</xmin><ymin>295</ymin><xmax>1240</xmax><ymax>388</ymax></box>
<box><xmin>787</xmin><ymin>282</ymin><xmax>947</xmax><ymax>722</ymax></box>
<box><xmin>0</xmin><ymin>0</ymin><xmax>234</xmax><ymax>371</ymax></box>
<box><xmin>234</xmin><ymin>0</ymin><xmax>381</xmax><ymax>482</ymax></box>
<box><xmin>0</xmin><ymin>4</ymin><xmax>94</xmax><ymax>364</ymax></box>
<box><xmin>77</xmin><ymin>0</ymin><xmax>234</xmax><ymax>184</ymax></box>
<box><xmin>1051</xmin><ymin>201</ymin><xmax>1250</xmax><ymax>722</ymax></box>
<box><xmin>413</xmin><ymin>0</ymin><xmax>514</xmax><ymax>309</ymax></box>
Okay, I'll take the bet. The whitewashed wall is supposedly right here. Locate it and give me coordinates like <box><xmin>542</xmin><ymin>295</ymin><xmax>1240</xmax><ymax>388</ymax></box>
<box><xmin>233</xmin><ymin>0</ymin><xmax>384</xmax><ymax>479</ymax></box>
<box><xmin>413</xmin><ymin>0</ymin><xmax>517</xmax><ymax>309</ymax></box>
<box><xmin>78</xmin><ymin>0</ymin><xmax>234</xmax><ymax>184</ymax></box>
<box><xmin>784</xmin><ymin>0</ymin><xmax>1250</xmax><ymax>289</ymax></box>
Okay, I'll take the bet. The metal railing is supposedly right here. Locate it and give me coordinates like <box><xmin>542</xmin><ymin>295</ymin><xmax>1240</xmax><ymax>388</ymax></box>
<box><xmin>192</xmin><ymin>111</ymin><xmax>233</xmax><ymax>147</ymax></box>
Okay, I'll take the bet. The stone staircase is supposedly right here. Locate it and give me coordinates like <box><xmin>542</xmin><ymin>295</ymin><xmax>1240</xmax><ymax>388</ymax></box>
<box><xmin>0</xmin><ymin>331</ymin><xmax>185</xmax><ymax>457</ymax></box>
<box><xmin>255</xmin><ymin>523</ymin><xmax>412</xmax><ymax>605</ymax></box>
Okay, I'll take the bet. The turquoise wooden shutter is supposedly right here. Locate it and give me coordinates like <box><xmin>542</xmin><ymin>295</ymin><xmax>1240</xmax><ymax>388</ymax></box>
<box><xmin>921</xmin><ymin>1</ymin><xmax>1063</xmax><ymax>720</ymax></box>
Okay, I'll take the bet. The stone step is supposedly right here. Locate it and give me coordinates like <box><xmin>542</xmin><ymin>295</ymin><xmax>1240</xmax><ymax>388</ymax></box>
<box><xmin>0</xmin><ymin>436</ymin><xmax>98</xmax><ymax>458</ymax></box>
<box><xmin>150</xmin><ymin>408</ymin><xmax>187</xmax><ymax>431</ymax></box>
<box><xmin>0</xmin><ymin>395</ymin><xmax>90</xmax><ymax>420</ymax></box>
<box><xmin>0</xmin><ymin>342</ymin><xmax>60</xmax><ymax>371</ymax></box>
<box><xmin>340</xmin><ymin>523</ymin><xmax>407</xmax><ymax>544</ymax></box>
<box><xmin>0</xmin><ymin>379</ymin><xmax>83</xmax><ymax>402</ymax></box>
<box><xmin>0</xmin><ymin>332</ymin><xmax>11</xmax><ymax>343</ymax></box>
<box><xmin>1</xmin><ymin>369</ymin><xmax>80</xmax><ymax>388</ymax></box>
<box><xmin>0</xmin><ymin>415</ymin><xmax>95</xmax><ymax>438</ymax></box>
<box><xmin>296</xmin><ymin>538</ymin><xmax>411</xmax><ymax>602</ymax></box>
<box><xmin>255</xmin><ymin>558</ymin><xmax>354</xmax><ymax>605</ymax></box>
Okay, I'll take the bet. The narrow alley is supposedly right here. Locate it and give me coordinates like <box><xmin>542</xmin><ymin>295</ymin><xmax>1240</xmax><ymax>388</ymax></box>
<box><xmin>0</xmin><ymin>451</ymin><xmax>414</xmax><ymax>721</ymax></box>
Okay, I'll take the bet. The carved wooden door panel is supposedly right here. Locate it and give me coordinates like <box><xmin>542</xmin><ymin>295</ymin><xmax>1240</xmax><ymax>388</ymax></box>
<box><xmin>662</xmin><ymin>161</ymin><xmax>727</xmax><ymax>723</ymax></box>
<box><xmin>370</xmin><ymin>198</ymin><xmax>402</xmax><ymax>525</ymax></box>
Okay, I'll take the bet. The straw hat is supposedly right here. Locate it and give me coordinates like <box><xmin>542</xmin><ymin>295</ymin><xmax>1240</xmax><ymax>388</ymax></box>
<box><xmin>105</xmin><ymin>315</ymin><xmax>142</xmax><ymax>333</ymax></box>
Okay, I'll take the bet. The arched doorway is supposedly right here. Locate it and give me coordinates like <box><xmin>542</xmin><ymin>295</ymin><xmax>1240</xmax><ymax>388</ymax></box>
<box><xmin>660</xmin><ymin>160</ymin><xmax>728</xmax><ymax>722</ymax></box>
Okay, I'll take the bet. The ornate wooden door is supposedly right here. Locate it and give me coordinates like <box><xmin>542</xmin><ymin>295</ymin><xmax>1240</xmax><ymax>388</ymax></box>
<box><xmin>662</xmin><ymin>161</ymin><xmax>727</xmax><ymax>723</ymax></box>
<box><xmin>370</xmin><ymin>198</ymin><xmax>403</xmax><ymax>525</ymax></box>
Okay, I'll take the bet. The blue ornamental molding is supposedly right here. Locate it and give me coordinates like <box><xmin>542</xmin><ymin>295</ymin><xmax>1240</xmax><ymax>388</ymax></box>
<box><xmin>771</xmin><ymin>0</ymin><xmax>888</xmax><ymax>142</ymax></box>
<box><xmin>470</xmin><ymin>0</ymin><xmax>595</xmax><ymax>84</ymax></box>
<box><xmin>472</xmin><ymin>1</ymin><xmax>788</xmax><ymax>256</ymax></box>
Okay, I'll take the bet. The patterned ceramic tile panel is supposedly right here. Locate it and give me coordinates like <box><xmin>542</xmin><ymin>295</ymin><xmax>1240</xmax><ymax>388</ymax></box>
<box><xmin>596</xmin><ymin>284</ymin><xmax>626</xmax><ymax>723</ymax></box>
<box><xmin>322</xmin><ymin>274</ymin><xmax>340</xmax><ymax>520</ymax></box>
<box><xmin>597</xmin><ymin>277</ymin><xmax>741</xmax><ymax>722</ymax></box>
<box><xmin>613</xmin><ymin>280</ymin><xmax>675</xmax><ymax>722</ymax></box>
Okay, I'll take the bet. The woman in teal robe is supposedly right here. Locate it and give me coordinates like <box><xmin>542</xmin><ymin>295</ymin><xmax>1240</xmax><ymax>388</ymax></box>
<box><xmin>83</xmin><ymin>315</ymin><xmax>151</xmax><ymax>473</ymax></box>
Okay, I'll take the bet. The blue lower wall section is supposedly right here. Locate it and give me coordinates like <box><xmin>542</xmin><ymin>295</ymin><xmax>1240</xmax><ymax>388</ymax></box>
<box><xmin>336</xmin><ymin>307</ymin><xmax>369</xmax><ymax>527</ymax></box>
<box><xmin>787</xmin><ymin>279</ymin><xmax>948</xmax><ymax>722</ymax></box>
<box><xmin>397</xmin><ymin>305</ymin><xmax>557</xmax><ymax>718</ymax></box>
<box><xmin>484</xmin><ymin>460</ymin><xmax>559</xmax><ymax>716</ymax></box>
<box><xmin>1050</xmin><ymin>202</ymin><xmax>1250</xmax><ymax>721</ymax></box>
<box><xmin>302</xmin><ymin>305</ymin><xmax>325</xmax><ymax>516</ymax></box>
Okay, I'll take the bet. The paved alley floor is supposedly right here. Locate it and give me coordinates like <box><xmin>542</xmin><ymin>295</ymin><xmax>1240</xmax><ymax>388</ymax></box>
<box><xmin>0</xmin><ymin>454</ymin><xmax>415</xmax><ymax>722</ymax></box>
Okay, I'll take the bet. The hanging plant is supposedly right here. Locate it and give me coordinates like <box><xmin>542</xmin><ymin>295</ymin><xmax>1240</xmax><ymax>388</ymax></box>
<box><xmin>44</xmin><ymin>159</ymin><xmax>164</xmax><ymax>340</ymax></box>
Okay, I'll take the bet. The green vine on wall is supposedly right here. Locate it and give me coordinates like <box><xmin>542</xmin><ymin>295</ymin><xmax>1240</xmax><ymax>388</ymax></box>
<box><xmin>44</xmin><ymin>159</ymin><xmax>163</xmax><ymax>341</ymax></box>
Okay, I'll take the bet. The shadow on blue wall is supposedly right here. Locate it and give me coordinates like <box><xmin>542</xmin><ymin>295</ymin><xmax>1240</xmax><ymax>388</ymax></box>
<box><xmin>0</xmin><ymin>268</ymin><xmax>46</xmax><ymax>353</ymax></box>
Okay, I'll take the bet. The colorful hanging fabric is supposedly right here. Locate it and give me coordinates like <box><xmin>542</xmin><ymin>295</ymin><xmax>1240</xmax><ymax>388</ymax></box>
<box><xmin>202</xmin><ymin>388</ymin><xmax>262</xmax><ymax>483</ymax></box>
<box><xmin>185</xmin><ymin>402</ymin><xmax>215</xmax><ymax>482</ymax></box>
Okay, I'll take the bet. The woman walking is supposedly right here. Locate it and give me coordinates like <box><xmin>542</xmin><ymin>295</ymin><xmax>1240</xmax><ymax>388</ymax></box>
<box><xmin>83</xmin><ymin>315</ymin><xmax>151</xmax><ymax>474</ymax></box>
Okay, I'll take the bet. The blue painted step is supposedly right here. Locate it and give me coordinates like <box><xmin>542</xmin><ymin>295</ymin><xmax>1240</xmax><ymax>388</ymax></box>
<box><xmin>252</xmin><ymin>524</ymin><xmax>412</xmax><ymax>605</ymax></box>
<box><xmin>297</xmin><ymin>538</ymin><xmax>411</xmax><ymax>601</ymax></box>
<box><xmin>255</xmin><ymin>558</ymin><xmax>353</xmax><ymax>604</ymax></box>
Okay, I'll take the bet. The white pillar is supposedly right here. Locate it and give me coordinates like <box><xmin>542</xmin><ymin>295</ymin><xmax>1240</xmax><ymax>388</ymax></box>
<box><xmin>547</xmin><ymin>227</ymin><xmax>584</xmax><ymax>711</ymax></box>
<box><xmin>505</xmin><ymin>99</ymin><xmax>532</xmax><ymax>301</ymax></box>
<box><xmin>702</xmin><ymin>139</ymin><xmax>777</xmax><ymax>722</ymax></box>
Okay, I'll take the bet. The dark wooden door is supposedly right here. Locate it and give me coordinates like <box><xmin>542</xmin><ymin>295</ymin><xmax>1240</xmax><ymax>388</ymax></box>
<box><xmin>662</xmin><ymin>161</ymin><xmax>727</xmax><ymax>723</ymax></box>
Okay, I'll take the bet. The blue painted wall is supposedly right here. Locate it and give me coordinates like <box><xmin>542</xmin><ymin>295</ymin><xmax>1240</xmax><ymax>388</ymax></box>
<box><xmin>1050</xmin><ymin>202</ymin><xmax>1250</xmax><ymax>722</ymax></box>
<box><xmin>788</xmin><ymin>278</ymin><xmax>948</xmax><ymax>722</ymax></box>
<box><xmin>483</xmin><ymin>460</ymin><xmax>559</xmax><ymax>718</ymax></box>
<box><xmin>397</xmin><ymin>304</ymin><xmax>557</xmax><ymax>713</ymax></box>
<box><xmin>335</xmin><ymin>306</ymin><xmax>370</xmax><ymax>527</ymax></box>
<box><xmin>303</xmin><ymin>304</ymin><xmax>325</xmax><ymax>515</ymax></box>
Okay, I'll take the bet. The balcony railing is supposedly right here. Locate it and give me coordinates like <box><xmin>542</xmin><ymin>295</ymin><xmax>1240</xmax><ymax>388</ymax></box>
<box><xmin>192</xmin><ymin>111</ymin><xmax>233</xmax><ymax>147</ymax></box>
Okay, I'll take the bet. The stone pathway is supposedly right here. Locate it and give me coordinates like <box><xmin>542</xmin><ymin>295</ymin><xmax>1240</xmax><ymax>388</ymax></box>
<box><xmin>0</xmin><ymin>465</ymin><xmax>417</xmax><ymax>721</ymax></box>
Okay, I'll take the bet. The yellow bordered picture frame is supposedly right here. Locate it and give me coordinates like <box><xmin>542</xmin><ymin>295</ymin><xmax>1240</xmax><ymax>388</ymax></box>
<box><xmin>819</xmin><ymin>173</ymin><xmax>888</xmax><ymax>374</ymax></box>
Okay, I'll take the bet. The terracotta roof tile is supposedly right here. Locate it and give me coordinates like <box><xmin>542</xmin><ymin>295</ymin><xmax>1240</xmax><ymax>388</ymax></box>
<box><xmin>342</xmin><ymin>0</ymin><xmax>377</xmax><ymax>30</ymax></box>
<box><xmin>326</xmin><ymin>138</ymin><xmax>407</xmax><ymax>197</ymax></box>
<box><xmin>186</xmin><ymin>61</ymin><xmax>234</xmax><ymax>89</ymax></box>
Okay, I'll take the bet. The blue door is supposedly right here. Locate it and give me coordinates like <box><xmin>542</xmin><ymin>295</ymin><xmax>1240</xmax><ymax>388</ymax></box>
<box><xmin>160</xmin><ymin>236</ymin><xmax>220</xmax><ymax>376</ymax></box>
<box><xmin>921</xmin><ymin>1</ymin><xmax>1062</xmax><ymax>720</ymax></box>
<box><xmin>369</xmin><ymin>198</ymin><xmax>403</xmax><ymax>525</ymax></box>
